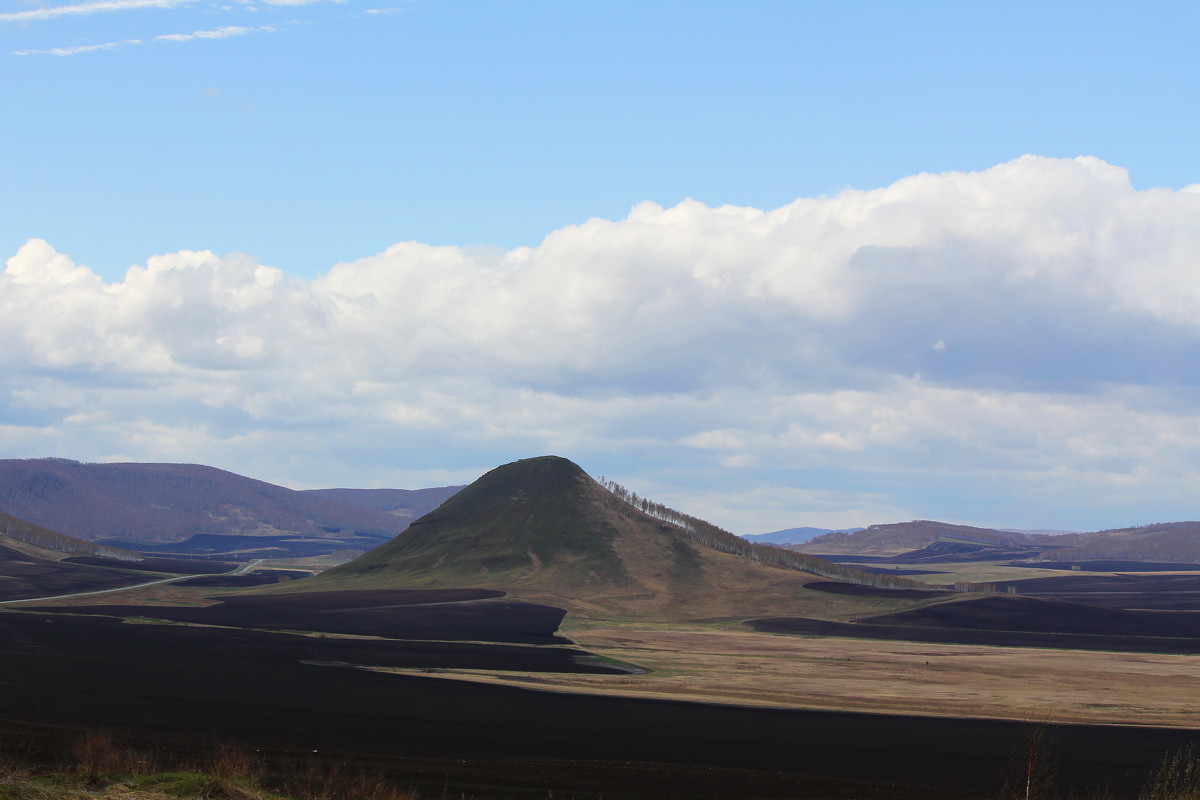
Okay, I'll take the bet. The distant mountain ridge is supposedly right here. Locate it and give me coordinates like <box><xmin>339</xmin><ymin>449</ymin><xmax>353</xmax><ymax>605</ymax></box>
<box><xmin>794</xmin><ymin>520</ymin><xmax>1026</xmax><ymax>556</ymax></box>
<box><xmin>0</xmin><ymin>458</ymin><xmax>413</xmax><ymax>546</ymax></box>
<box><xmin>1033</xmin><ymin>522</ymin><xmax>1200</xmax><ymax>562</ymax></box>
<box><xmin>745</xmin><ymin>527</ymin><xmax>864</xmax><ymax>546</ymax></box>
<box><xmin>303</xmin><ymin>486</ymin><xmax>464</xmax><ymax>522</ymax></box>
<box><xmin>794</xmin><ymin>519</ymin><xmax>1200</xmax><ymax>563</ymax></box>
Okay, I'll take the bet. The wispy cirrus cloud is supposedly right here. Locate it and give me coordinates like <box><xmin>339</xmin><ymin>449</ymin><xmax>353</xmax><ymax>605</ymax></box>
<box><xmin>259</xmin><ymin>0</ymin><xmax>343</xmax><ymax>6</ymax></box>
<box><xmin>0</xmin><ymin>0</ymin><xmax>198</xmax><ymax>24</ymax></box>
<box><xmin>12</xmin><ymin>37</ymin><xmax>142</xmax><ymax>55</ymax></box>
<box><xmin>156</xmin><ymin>23</ymin><xmax>274</xmax><ymax>41</ymax></box>
<box><xmin>13</xmin><ymin>22</ymin><xmax>276</xmax><ymax>54</ymax></box>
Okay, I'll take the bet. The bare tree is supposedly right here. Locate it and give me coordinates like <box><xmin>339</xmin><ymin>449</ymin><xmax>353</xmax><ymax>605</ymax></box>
<box><xmin>997</xmin><ymin>725</ymin><xmax>1059</xmax><ymax>800</ymax></box>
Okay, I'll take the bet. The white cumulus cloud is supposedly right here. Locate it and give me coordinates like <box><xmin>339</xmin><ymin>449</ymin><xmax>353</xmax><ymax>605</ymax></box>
<box><xmin>4</xmin><ymin>155</ymin><xmax>1200</xmax><ymax>531</ymax></box>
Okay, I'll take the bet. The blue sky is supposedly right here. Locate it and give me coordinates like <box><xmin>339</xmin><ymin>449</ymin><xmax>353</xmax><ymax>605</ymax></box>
<box><xmin>3</xmin><ymin>0</ymin><xmax>1200</xmax><ymax>533</ymax></box>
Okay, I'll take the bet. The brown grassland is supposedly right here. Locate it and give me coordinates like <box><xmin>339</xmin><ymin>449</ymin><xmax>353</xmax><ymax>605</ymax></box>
<box><xmin>343</xmin><ymin>555</ymin><xmax>1200</xmax><ymax>731</ymax></box>
<box><xmin>367</xmin><ymin>620</ymin><xmax>1200</xmax><ymax>728</ymax></box>
<box><xmin>21</xmin><ymin>560</ymin><xmax>1200</xmax><ymax>731</ymax></box>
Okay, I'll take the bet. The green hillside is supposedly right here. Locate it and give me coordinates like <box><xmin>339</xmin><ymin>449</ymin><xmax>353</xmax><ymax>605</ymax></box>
<box><xmin>304</xmin><ymin>456</ymin><xmax>946</xmax><ymax>622</ymax></box>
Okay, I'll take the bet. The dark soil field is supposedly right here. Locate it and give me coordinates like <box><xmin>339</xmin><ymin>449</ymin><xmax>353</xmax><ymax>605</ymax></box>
<box><xmin>1</xmin><ymin>607</ymin><xmax>1196</xmax><ymax>799</ymax></box>
<box><xmin>746</xmin><ymin>614</ymin><xmax>1200</xmax><ymax>654</ymax></box>
<box><xmin>177</xmin><ymin>569</ymin><xmax>304</xmax><ymax>587</ymax></box>
<box><xmin>807</xmin><ymin>554</ymin><xmax>892</xmax><ymax>562</ymax></box>
<box><xmin>869</xmin><ymin>593</ymin><xmax>1200</xmax><ymax>638</ymax></box>
<box><xmin>806</xmin><ymin>580</ymin><xmax>955</xmax><ymax>599</ymax></box>
<box><xmin>98</xmin><ymin>531</ymin><xmax>391</xmax><ymax>559</ymax></box>
<box><xmin>65</xmin><ymin>555</ymin><xmax>238</xmax><ymax>574</ymax></box>
<box><xmin>0</xmin><ymin>544</ymin><xmax>157</xmax><ymax>602</ymax></box>
<box><xmin>877</xmin><ymin>542</ymin><xmax>1039</xmax><ymax>563</ymax></box>
<box><xmin>1002</xmin><ymin>573</ymin><xmax>1200</xmax><ymax>610</ymax></box>
<box><xmin>751</xmin><ymin>589</ymin><xmax>1200</xmax><ymax>654</ymax></box>
<box><xmin>856</xmin><ymin>566</ymin><xmax>948</xmax><ymax>575</ymax></box>
<box><xmin>1011</xmin><ymin>560</ymin><xmax>1200</xmax><ymax>572</ymax></box>
<box><xmin>26</xmin><ymin>588</ymin><xmax>574</xmax><ymax>644</ymax></box>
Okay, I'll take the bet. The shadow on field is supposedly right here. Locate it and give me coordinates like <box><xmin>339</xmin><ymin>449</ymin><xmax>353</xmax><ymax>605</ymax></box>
<box><xmin>27</xmin><ymin>588</ymin><xmax>570</xmax><ymax>644</ymax></box>
<box><xmin>751</xmin><ymin>592</ymin><xmax>1200</xmax><ymax>653</ymax></box>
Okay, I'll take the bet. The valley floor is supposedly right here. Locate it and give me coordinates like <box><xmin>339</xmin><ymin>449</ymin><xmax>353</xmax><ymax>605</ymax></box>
<box><xmin>369</xmin><ymin>622</ymin><xmax>1200</xmax><ymax>729</ymax></box>
<box><xmin>6</xmin><ymin>569</ymin><xmax>1200</xmax><ymax>798</ymax></box>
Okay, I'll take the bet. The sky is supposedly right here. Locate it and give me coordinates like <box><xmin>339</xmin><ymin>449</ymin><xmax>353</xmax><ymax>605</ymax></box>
<box><xmin>3</xmin><ymin>1</ymin><xmax>1200</xmax><ymax>534</ymax></box>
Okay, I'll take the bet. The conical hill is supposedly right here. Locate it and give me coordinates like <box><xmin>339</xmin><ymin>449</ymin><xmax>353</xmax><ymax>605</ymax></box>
<box><xmin>311</xmin><ymin>456</ymin><xmax>937</xmax><ymax>621</ymax></box>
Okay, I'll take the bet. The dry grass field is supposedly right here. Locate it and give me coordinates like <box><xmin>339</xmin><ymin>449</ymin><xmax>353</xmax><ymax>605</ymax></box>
<box><xmin>22</xmin><ymin>555</ymin><xmax>1200</xmax><ymax>733</ymax></box>
<box><xmin>370</xmin><ymin>622</ymin><xmax>1200</xmax><ymax>729</ymax></box>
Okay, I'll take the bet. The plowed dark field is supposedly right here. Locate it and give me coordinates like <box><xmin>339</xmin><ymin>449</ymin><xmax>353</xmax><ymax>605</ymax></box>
<box><xmin>35</xmin><ymin>588</ymin><xmax>570</xmax><ymax>644</ymax></box>
<box><xmin>1002</xmin><ymin>573</ymin><xmax>1200</xmax><ymax>610</ymax></box>
<box><xmin>0</xmin><ymin>544</ymin><xmax>154</xmax><ymax>601</ymax></box>
<box><xmin>98</xmin><ymin>531</ymin><xmax>390</xmax><ymax>559</ymax></box>
<box><xmin>1011</xmin><ymin>560</ymin><xmax>1200</xmax><ymax>572</ymax></box>
<box><xmin>0</xmin><ymin>608</ymin><xmax>1196</xmax><ymax>799</ymax></box>
<box><xmin>868</xmin><ymin>593</ymin><xmax>1200</xmax><ymax>637</ymax></box>
<box><xmin>64</xmin><ymin>556</ymin><xmax>237</xmax><ymax>574</ymax></box>
<box><xmin>751</xmin><ymin>591</ymin><xmax>1200</xmax><ymax>653</ymax></box>
<box><xmin>747</xmin><ymin>614</ymin><xmax>1200</xmax><ymax>653</ymax></box>
<box><xmin>177</xmin><ymin>569</ymin><xmax>302</xmax><ymax>587</ymax></box>
<box><xmin>806</xmin><ymin>580</ymin><xmax>954</xmax><ymax>599</ymax></box>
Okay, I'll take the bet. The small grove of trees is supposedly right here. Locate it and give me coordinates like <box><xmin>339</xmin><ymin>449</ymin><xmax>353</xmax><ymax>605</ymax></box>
<box><xmin>994</xmin><ymin>728</ymin><xmax>1200</xmax><ymax>800</ymax></box>
<box><xmin>1140</xmin><ymin>744</ymin><xmax>1200</xmax><ymax>800</ymax></box>
<box><xmin>593</xmin><ymin>477</ymin><xmax>975</xmax><ymax>592</ymax></box>
<box><xmin>0</xmin><ymin>514</ymin><xmax>137</xmax><ymax>562</ymax></box>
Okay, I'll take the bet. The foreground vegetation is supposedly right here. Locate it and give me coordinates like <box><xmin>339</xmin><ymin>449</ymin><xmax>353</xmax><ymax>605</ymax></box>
<box><xmin>0</xmin><ymin>732</ymin><xmax>416</xmax><ymax>800</ymax></box>
<box><xmin>2</xmin><ymin>727</ymin><xmax>1199</xmax><ymax>800</ymax></box>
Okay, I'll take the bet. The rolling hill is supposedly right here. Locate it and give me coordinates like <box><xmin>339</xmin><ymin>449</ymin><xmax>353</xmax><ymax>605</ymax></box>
<box><xmin>1031</xmin><ymin>521</ymin><xmax>1200</xmax><ymax>562</ymax></box>
<box><xmin>306</xmin><ymin>455</ymin><xmax>945</xmax><ymax>621</ymax></box>
<box><xmin>794</xmin><ymin>518</ymin><xmax>1200</xmax><ymax>563</ymax></box>
<box><xmin>743</xmin><ymin>527</ymin><xmax>863</xmax><ymax>546</ymax></box>
<box><xmin>0</xmin><ymin>507</ymin><xmax>137</xmax><ymax>561</ymax></box>
<box><xmin>0</xmin><ymin>510</ymin><xmax>165</xmax><ymax>601</ymax></box>
<box><xmin>0</xmin><ymin>458</ymin><xmax>412</xmax><ymax>554</ymax></box>
<box><xmin>302</xmin><ymin>485</ymin><xmax>463</xmax><ymax>523</ymax></box>
<box><xmin>794</xmin><ymin>520</ymin><xmax>1028</xmax><ymax>556</ymax></box>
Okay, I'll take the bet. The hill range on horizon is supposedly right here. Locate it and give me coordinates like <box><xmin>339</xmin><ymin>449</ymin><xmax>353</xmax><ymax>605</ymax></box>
<box><xmin>745</xmin><ymin>527</ymin><xmax>865</xmax><ymax>546</ymax></box>
<box><xmin>796</xmin><ymin>518</ymin><xmax>1200</xmax><ymax>563</ymax></box>
<box><xmin>5</xmin><ymin>453</ymin><xmax>1200</xmax><ymax>800</ymax></box>
<box><xmin>0</xmin><ymin>455</ymin><xmax>1197</xmax><ymax>568</ymax></box>
<box><xmin>0</xmin><ymin>458</ymin><xmax>462</xmax><ymax>562</ymax></box>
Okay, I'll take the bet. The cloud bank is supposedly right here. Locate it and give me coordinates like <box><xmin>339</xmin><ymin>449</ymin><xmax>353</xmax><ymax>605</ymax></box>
<box><xmin>5</xmin><ymin>156</ymin><xmax>1200</xmax><ymax>530</ymax></box>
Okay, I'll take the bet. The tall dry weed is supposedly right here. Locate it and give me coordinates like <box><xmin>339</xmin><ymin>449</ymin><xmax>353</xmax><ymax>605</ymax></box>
<box><xmin>280</xmin><ymin>760</ymin><xmax>415</xmax><ymax>800</ymax></box>
<box><xmin>68</xmin><ymin>731</ymin><xmax>146</xmax><ymax>778</ymax></box>
<box><xmin>1139</xmin><ymin>743</ymin><xmax>1200</xmax><ymax>800</ymax></box>
<box><xmin>206</xmin><ymin>741</ymin><xmax>266</xmax><ymax>788</ymax></box>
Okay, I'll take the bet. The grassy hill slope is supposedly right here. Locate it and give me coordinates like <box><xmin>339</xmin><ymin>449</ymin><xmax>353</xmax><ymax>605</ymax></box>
<box><xmin>304</xmin><ymin>456</ymin><xmax>947</xmax><ymax>622</ymax></box>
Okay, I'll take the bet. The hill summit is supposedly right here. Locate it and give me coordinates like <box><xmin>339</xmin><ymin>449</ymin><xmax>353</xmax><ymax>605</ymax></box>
<box><xmin>315</xmin><ymin>456</ymin><xmax>931</xmax><ymax>621</ymax></box>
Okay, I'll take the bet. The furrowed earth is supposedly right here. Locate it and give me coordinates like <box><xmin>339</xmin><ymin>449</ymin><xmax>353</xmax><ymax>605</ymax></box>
<box><xmin>4</xmin><ymin>582</ymin><xmax>1200</xmax><ymax>799</ymax></box>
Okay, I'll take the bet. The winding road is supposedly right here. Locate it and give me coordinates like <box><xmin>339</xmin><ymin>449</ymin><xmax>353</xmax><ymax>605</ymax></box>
<box><xmin>0</xmin><ymin>558</ymin><xmax>262</xmax><ymax>606</ymax></box>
